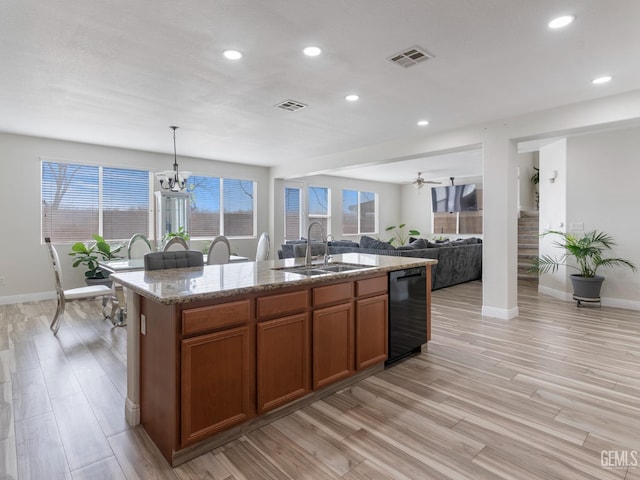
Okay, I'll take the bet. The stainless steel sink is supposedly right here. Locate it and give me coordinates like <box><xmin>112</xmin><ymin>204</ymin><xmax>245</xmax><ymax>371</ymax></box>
<box><xmin>284</xmin><ymin>267</ymin><xmax>331</xmax><ymax>277</ymax></box>
<box><xmin>318</xmin><ymin>264</ymin><xmax>366</xmax><ymax>272</ymax></box>
<box><xmin>274</xmin><ymin>262</ymin><xmax>374</xmax><ymax>276</ymax></box>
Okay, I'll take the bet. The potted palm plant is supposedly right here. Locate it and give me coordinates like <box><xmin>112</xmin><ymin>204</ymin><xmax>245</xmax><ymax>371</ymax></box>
<box><xmin>529</xmin><ymin>230</ymin><xmax>636</xmax><ymax>303</ymax></box>
<box><xmin>69</xmin><ymin>234</ymin><xmax>124</xmax><ymax>286</ymax></box>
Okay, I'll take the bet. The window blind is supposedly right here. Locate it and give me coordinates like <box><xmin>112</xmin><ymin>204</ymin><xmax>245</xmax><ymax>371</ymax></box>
<box><xmin>223</xmin><ymin>178</ymin><xmax>255</xmax><ymax>236</ymax></box>
<box><xmin>284</xmin><ymin>187</ymin><xmax>301</xmax><ymax>240</ymax></box>
<box><xmin>188</xmin><ymin>175</ymin><xmax>221</xmax><ymax>237</ymax></box>
<box><xmin>42</xmin><ymin>162</ymin><xmax>100</xmax><ymax>242</ymax></box>
<box><xmin>42</xmin><ymin>162</ymin><xmax>151</xmax><ymax>242</ymax></box>
<box><xmin>102</xmin><ymin>167</ymin><xmax>150</xmax><ymax>240</ymax></box>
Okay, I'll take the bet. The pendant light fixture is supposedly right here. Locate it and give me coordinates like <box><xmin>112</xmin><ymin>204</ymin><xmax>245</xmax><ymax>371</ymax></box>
<box><xmin>156</xmin><ymin>126</ymin><xmax>191</xmax><ymax>192</ymax></box>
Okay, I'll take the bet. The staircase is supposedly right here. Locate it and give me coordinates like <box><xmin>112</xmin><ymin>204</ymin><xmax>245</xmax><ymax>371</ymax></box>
<box><xmin>518</xmin><ymin>210</ymin><xmax>539</xmax><ymax>279</ymax></box>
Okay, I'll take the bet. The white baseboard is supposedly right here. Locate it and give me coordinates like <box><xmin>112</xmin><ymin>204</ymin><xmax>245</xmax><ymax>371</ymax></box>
<box><xmin>482</xmin><ymin>305</ymin><xmax>519</xmax><ymax>319</ymax></box>
<box><xmin>0</xmin><ymin>291</ymin><xmax>55</xmax><ymax>305</ymax></box>
<box><xmin>538</xmin><ymin>285</ymin><xmax>640</xmax><ymax>311</ymax></box>
<box><xmin>601</xmin><ymin>297</ymin><xmax>640</xmax><ymax>311</ymax></box>
<box><xmin>538</xmin><ymin>285</ymin><xmax>572</xmax><ymax>301</ymax></box>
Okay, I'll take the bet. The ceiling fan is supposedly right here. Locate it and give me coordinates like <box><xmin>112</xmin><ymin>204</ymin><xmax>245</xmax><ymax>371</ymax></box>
<box><xmin>412</xmin><ymin>172</ymin><xmax>442</xmax><ymax>190</ymax></box>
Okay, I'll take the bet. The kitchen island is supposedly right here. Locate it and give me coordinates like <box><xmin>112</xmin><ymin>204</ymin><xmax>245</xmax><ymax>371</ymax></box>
<box><xmin>111</xmin><ymin>253</ymin><xmax>436</xmax><ymax>466</ymax></box>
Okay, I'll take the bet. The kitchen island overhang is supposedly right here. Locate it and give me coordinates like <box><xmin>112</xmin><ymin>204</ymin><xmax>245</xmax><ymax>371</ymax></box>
<box><xmin>111</xmin><ymin>253</ymin><xmax>436</xmax><ymax>466</ymax></box>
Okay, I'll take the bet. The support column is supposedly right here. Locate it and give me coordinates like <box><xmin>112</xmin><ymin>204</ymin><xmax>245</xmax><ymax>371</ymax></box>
<box><xmin>482</xmin><ymin>134</ymin><xmax>519</xmax><ymax>319</ymax></box>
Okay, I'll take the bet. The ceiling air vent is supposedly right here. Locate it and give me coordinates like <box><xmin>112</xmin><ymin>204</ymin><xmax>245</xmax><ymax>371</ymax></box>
<box><xmin>388</xmin><ymin>46</ymin><xmax>434</xmax><ymax>68</ymax></box>
<box><xmin>275</xmin><ymin>99</ymin><xmax>308</xmax><ymax>112</ymax></box>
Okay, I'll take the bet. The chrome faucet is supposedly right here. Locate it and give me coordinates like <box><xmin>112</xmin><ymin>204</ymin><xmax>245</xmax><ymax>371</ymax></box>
<box><xmin>305</xmin><ymin>221</ymin><xmax>325</xmax><ymax>267</ymax></box>
<box><xmin>324</xmin><ymin>234</ymin><xmax>334</xmax><ymax>265</ymax></box>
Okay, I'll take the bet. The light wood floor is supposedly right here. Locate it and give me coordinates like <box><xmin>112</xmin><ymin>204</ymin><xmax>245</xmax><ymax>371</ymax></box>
<box><xmin>2</xmin><ymin>280</ymin><xmax>639</xmax><ymax>479</ymax></box>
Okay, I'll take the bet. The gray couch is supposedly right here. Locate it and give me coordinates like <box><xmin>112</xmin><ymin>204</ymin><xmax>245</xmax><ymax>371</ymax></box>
<box><xmin>278</xmin><ymin>236</ymin><xmax>482</xmax><ymax>290</ymax></box>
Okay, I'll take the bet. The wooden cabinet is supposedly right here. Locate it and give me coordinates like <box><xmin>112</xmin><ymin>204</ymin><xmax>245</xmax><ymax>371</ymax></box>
<box><xmin>354</xmin><ymin>275</ymin><xmax>388</xmax><ymax>370</ymax></box>
<box><xmin>137</xmin><ymin>267</ymin><xmax>427</xmax><ymax>465</ymax></box>
<box><xmin>257</xmin><ymin>313</ymin><xmax>310</xmax><ymax>413</ymax></box>
<box><xmin>312</xmin><ymin>302</ymin><xmax>354</xmax><ymax>389</ymax></box>
<box><xmin>181</xmin><ymin>325</ymin><xmax>251</xmax><ymax>446</ymax></box>
<box><xmin>355</xmin><ymin>294</ymin><xmax>388</xmax><ymax>370</ymax></box>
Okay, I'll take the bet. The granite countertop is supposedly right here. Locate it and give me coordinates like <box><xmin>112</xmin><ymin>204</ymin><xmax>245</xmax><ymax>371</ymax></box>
<box><xmin>110</xmin><ymin>253</ymin><xmax>437</xmax><ymax>304</ymax></box>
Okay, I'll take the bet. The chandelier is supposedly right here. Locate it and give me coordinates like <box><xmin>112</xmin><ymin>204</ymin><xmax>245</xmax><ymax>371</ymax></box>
<box><xmin>156</xmin><ymin>126</ymin><xmax>192</xmax><ymax>192</ymax></box>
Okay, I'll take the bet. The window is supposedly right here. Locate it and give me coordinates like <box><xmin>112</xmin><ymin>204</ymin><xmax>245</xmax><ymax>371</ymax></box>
<box><xmin>188</xmin><ymin>175</ymin><xmax>221</xmax><ymax>237</ymax></box>
<box><xmin>187</xmin><ymin>175</ymin><xmax>256</xmax><ymax>238</ymax></box>
<box><xmin>223</xmin><ymin>178</ymin><xmax>255</xmax><ymax>236</ymax></box>
<box><xmin>41</xmin><ymin>161</ymin><xmax>150</xmax><ymax>242</ymax></box>
<box><xmin>103</xmin><ymin>167</ymin><xmax>151</xmax><ymax>240</ymax></box>
<box><xmin>308</xmin><ymin>186</ymin><xmax>330</xmax><ymax>235</ymax></box>
<box><xmin>284</xmin><ymin>186</ymin><xmax>302</xmax><ymax>241</ymax></box>
<box><xmin>342</xmin><ymin>189</ymin><xmax>377</xmax><ymax>235</ymax></box>
<box><xmin>432</xmin><ymin>188</ymin><xmax>483</xmax><ymax>235</ymax></box>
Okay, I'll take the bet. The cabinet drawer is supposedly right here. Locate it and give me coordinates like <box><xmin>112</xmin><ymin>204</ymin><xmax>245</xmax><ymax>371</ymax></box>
<box><xmin>257</xmin><ymin>290</ymin><xmax>308</xmax><ymax>320</ymax></box>
<box><xmin>313</xmin><ymin>282</ymin><xmax>353</xmax><ymax>307</ymax></box>
<box><xmin>356</xmin><ymin>275</ymin><xmax>387</xmax><ymax>298</ymax></box>
<box><xmin>182</xmin><ymin>299</ymin><xmax>251</xmax><ymax>336</ymax></box>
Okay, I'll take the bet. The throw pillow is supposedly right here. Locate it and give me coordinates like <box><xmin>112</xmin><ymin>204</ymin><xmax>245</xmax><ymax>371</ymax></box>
<box><xmin>360</xmin><ymin>235</ymin><xmax>395</xmax><ymax>250</ymax></box>
<box><xmin>328</xmin><ymin>239</ymin><xmax>359</xmax><ymax>247</ymax></box>
<box><xmin>411</xmin><ymin>238</ymin><xmax>430</xmax><ymax>249</ymax></box>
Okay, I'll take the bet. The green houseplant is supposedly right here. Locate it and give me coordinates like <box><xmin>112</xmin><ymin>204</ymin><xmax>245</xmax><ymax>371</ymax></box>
<box><xmin>530</xmin><ymin>166</ymin><xmax>540</xmax><ymax>210</ymax></box>
<box><xmin>529</xmin><ymin>230</ymin><xmax>636</xmax><ymax>302</ymax></box>
<box><xmin>162</xmin><ymin>226</ymin><xmax>190</xmax><ymax>244</ymax></box>
<box><xmin>69</xmin><ymin>234</ymin><xmax>123</xmax><ymax>285</ymax></box>
<box><xmin>385</xmin><ymin>224</ymin><xmax>421</xmax><ymax>246</ymax></box>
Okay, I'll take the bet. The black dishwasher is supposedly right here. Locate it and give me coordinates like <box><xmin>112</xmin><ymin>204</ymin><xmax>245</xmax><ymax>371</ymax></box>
<box><xmin>386</xmin><ymin>267</ymin><xmax>427</xmax><ymax>365</ymax></box>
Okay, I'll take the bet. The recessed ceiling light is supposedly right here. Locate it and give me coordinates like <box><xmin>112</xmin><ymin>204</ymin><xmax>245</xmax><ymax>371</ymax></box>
<box><xmin>223</xmin><ymin>50</ymin><xmax>243</xmax><ymax>60</ymax></box>
<box><xmin>303</xmin><ymin>46</ymin><xmax>322</xmax><ymax>57</ymax></box>
<box><xmin>417</xmin><ymin>120</ymin><xmax>430</xmax><ymax>126</ymax></box>
<box><xmin>592</xmin><ymin>76</ymin><xmax>612</xmax><ymax>85</ymax></box>
<box><xmin>548</xmin><ymin>15</ymin><xmax>575</xmax><ymax>29</ymax></box>
<box><xmin>345</xmin><ymin>94</ymin><xmax>359</xmax><ymax>102</ymax></box>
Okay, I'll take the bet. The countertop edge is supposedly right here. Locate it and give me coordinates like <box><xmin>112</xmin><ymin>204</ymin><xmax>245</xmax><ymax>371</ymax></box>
<box><xmin>111</xmin><ymin>255</ymin><xmax>437</xmax><ymax>305</ymax></box>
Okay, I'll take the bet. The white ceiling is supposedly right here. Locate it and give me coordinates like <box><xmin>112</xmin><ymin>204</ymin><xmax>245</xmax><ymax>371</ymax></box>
<box><xmin>2</xmin><ymin>1</ymin><xmax>640</xmax><ymax>183</ymax></box>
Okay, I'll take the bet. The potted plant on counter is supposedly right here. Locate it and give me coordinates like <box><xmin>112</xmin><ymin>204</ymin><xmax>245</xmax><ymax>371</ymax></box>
<box><xmin>69</xmin><ymin>234</ymin><xmax>124</xmax><ymax>286</ymax></box>
<box><xmin>529</xmin><ymin>230</ymin><xmax>636</xmax><ymax>305</ymax></box>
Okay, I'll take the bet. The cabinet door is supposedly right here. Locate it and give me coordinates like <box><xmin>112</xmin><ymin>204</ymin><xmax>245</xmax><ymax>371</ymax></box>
<box><xmin>355</xmin><ymin>294</ymin><xmax>388</xmax><ymax>370</ymax></box>
<box><xmin>257</xmin><ymin>313</ymin><xmax>310</xmax><ymax>413</ymax></box>
<box><xmin>312</xmin><ymin>303</ymin><xmax>354</xmax><ymax>389</ymax></box>
<box><xmin>181</xmin><ymin>326</ymin><xmax>250</xmax><ymax>446</ymax></box>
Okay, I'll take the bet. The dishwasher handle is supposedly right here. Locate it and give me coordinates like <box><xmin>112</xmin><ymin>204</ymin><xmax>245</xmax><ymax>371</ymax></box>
<box><xmin>390</xmin><ymin>267</ymin><xmax>425</xmax><ymax>282</ymax></box>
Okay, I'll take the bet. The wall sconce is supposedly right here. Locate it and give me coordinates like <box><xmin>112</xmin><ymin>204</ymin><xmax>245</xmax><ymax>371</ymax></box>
<box><xmin>549</xmin><ymin>170</ymin><xmax>558</xmax><ymax>183</ymax></box>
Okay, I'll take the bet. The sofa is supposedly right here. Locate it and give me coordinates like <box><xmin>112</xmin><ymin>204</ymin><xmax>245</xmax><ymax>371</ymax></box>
<box><xmin>278</xmin><ymin>236</ymin><xmax>482</xmax><ymax>290</ymax></box>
